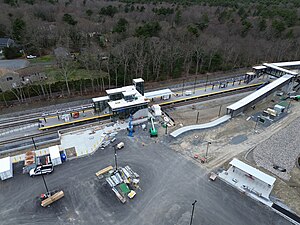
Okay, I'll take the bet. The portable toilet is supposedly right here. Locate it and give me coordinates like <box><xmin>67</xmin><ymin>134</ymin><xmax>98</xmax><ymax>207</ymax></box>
<box><xmin>0</xmin><ymin>157</ymin><xmax>13</xmax><ymax>180</ymax></box>
<box><xmin>49</xmin><ymin>145</ymin><xmax>62</xmax><ymax>166</ymax></box>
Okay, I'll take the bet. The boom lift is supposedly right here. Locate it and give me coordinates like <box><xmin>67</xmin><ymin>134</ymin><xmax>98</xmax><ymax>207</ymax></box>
<box><xmin>149</xmin><ymin>117</ymin><xmax>158</xmax><ymax>137</ymax></box>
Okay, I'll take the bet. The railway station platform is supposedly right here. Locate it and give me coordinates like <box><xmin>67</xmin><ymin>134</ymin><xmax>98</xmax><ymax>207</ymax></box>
<box><xmin>39</xmin><ymin>109</ymin><xmax>111</xmax><ymax>130</ymax></box>
<box><xmin>38</xmin><ymin>81</ymin><xmax>262</xmax><ymax>131</ymax></box>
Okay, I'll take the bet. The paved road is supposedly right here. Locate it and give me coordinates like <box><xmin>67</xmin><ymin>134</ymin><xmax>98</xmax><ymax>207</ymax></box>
<box><xmin>0</xmin><ymin>59</ymin><xmax>29</xmax><ymax>70</ymax></box>
<box><xmin>0</xmin><ymin>129</ymin><xmax>291</xmax><ymax>225</ymax></box>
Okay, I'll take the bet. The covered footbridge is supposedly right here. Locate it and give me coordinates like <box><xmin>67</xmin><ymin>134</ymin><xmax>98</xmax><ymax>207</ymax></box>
<box><xmin>227</xmin><ymin>74</ymin><xmax>293</xmax><ymax>117</ymax></box>
<box><xmin>253</xmin><ymin>61</ymin><xmax>299</xmax><ymax>78</ymax></box>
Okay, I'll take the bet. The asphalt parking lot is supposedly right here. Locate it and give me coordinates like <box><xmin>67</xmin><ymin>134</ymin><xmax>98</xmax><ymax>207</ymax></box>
<box><xmin>0</xmin><ymin>129</ymin><xmax>292</xmax><ymax>225</ymax></box>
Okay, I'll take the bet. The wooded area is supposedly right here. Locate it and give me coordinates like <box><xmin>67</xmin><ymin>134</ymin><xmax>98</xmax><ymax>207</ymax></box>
<box><xmin>0</xmin><ymin>0</ymin><xmax>299</xmax><ymax>104</ymax></box>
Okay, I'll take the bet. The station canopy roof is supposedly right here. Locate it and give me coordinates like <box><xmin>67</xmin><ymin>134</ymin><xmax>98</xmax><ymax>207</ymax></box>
<box><xmin>229</xmin><ymin>158</ymin><xmax>276</xmax><ymax>186</ymax></box>
<box><xmin>92</xmin><ymin>96</ymin><xmax>109</xmax><ymax>103</ymax></box>
<box><xmin>133</xmin><ymin>78</ymin><xmax>144</xmax><ymax>83</ymax></box>
<box><xmin>144</xmin><ymin>89</ymin><xmax>173</xmax><ymax>99</ymax></box>
<box><xmin>263</xmin><ymin>63</ymin><xmax>298</xmax><ymax>76</ymax></box>
<box><xmin>108</xmin><ymin>97</ymin><xmax>148</xmax><ymax>110</ymax></box>
<box><xmin>106</xmin><ymin>85</ymin><xmax>137</xmax><ymax>95</ymax></box>
<box><xmin>252</xmin><ymin>65</ymin><xmax>267</xmax><ymax>70</ymax></box>
<box><xmin>122</xmin><ymin>90</ymin><xmax>137</xmax><ymax>97</ymax></box>
<box><xmin>227</xmin><ymin>75</ymin><xmax>293</xmax><ymax>111</ymax></box>
<box><xmin>272</xmin><ymin>61</ymin><xmax>300</xmax><ymax>67</ymax></box>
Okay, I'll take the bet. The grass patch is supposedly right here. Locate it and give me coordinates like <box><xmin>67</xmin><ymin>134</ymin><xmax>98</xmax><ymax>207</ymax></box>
<box><xmin>29</xmin><ymin>55</ymin><xmax>55</xmax><ymax>64</ymax></box>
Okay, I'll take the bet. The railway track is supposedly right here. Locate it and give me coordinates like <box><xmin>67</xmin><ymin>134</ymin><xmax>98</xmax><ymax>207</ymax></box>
<box><xmin>0</xmin><ymin>113</ymin><xmax>41</xmax><ymax>124</ymax></box>
<box><xmin>0</xmin><ymin>82</ymin><xmax>260</xmax><ymax>152</ymax></box>
<box><xmin>0</xmin><ymin>118</ymin><xmax>40</xmax><ymax>130</ymax></box>
<box><xmin>0</xmin><ymin>75</ymin><xmax>243</xmax><ymax>127</ymax></box>
<box><xmin>161</xmin><ymin>85</ymin><xmax>259</xmax><ymax>109</ymax></box>
<box><xmin>160</xmin><ymin>83</ymin><xmax>261</xmax><ymax>108</ymax></box>
<box><xmin>0</xmin><ymin>103</ymin><xmax>94</xmax><ymax>126</ymax></box>
<box><xmin>0</xmin><ymin>117</ymin><xmax>112</xmax><ymax>152</ymax></box>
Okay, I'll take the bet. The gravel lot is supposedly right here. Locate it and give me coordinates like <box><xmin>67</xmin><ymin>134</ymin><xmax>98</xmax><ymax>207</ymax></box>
<box><xmin>254</xmin><ymin>115</ymin><xmax>300</xmax><ymax>180</ymax></box>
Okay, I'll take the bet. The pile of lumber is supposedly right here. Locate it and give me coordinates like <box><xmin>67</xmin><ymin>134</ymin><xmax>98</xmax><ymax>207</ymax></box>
<box><xmin>41</xmin><ymin>191</ymin><xmax>64</xmax><ymax>207</ymax></box>
<box><xmin>95</xmin><ymin>165</ymin><xmax>113</xmax><ymax>177</ymax></box>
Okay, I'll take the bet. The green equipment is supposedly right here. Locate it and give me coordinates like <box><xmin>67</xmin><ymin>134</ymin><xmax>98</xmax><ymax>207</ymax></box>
<box><xmin>290</xmin><ymin>95</ymin><xmax>300</xmax><ymax>101</ymax></box>
<box><xmin>149</xmin><ymin>117</ymin><xmax>158</xmax><ymax>137</ymax></box>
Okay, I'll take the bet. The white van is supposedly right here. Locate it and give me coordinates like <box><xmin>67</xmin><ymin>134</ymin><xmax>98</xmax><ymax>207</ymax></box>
<box><xmin>116</xmin><ymin>142</ymin><xmax>124</xmax><ymax>149</ymax></box>
<box><xmin>30</xmin><ymin>164</ymin><xmax>54</xmax><ymax>177</ymax></box>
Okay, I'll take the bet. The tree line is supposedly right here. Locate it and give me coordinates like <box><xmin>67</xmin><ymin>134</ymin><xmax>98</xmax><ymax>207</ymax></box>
<box><xmin>0</xmin><ymin>0</ymin><xmax>299</xmax><ymax>104</ymax></box>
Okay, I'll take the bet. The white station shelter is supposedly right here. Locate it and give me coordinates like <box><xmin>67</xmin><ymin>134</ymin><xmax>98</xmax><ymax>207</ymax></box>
<box><xmin>144</xmin><ymin>89</ymin><xmax>173</xmax><ymax>101</ymax></box>
<box><xmin>219</xmin><ymin>158</ymin><xmax>276</xmax><ymax>201</ymax></box>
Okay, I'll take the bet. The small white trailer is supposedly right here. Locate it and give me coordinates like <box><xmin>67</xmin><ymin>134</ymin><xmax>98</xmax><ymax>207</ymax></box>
<box><xmin>49</xmin><ymin>146</ymin><xmax>62</xmax><ymax>166</ymax></box>
<box><xmin>0</xmin><ymin>157</ymin><xmax>13</xmax><ymax>180</ymax></box>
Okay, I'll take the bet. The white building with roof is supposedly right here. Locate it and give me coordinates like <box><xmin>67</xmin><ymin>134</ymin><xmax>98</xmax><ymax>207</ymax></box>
<box><xmin>92</xmin><ymin>78</ymin><xmax>149</xmax><ymax>119</ymax></box>
<box><xmin>219</xmin><ymin>158</ymin><xmax>276</xmax><ymax>202</ymax></box>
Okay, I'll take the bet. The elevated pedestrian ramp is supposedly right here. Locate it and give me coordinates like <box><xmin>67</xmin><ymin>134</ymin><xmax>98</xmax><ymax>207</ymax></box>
<box><xmin>227</xmin><ymin>74</ymin><xmax>293</xmax><ymax>117</ymax></box>
<box><xmin>170</xmin><ymin>115</ymin><xmax>231</xmax><ymax>138</ymax></box>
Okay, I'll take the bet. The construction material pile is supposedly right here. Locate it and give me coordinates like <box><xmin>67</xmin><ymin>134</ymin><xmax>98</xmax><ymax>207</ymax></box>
<box><xmin>95</xmin><ymin>165</ymin><xmax>140</xmax><ymax>203</ymax></box>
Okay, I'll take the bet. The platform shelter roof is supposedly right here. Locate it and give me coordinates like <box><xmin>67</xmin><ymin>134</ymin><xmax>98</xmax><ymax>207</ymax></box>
<box><xmin>229</xmin><ymin>158</ymin><xmax>276</xmax><ymax>186</ymax></box>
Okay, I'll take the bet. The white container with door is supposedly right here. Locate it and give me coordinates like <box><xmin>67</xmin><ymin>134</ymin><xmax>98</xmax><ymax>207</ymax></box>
<box><xmin>49</xmin><ymin>145</ymin><xmax>62</xmax><ymax>166</ymax></box>
<box><xmin>0</xmin><ymin>157</ymin><xmax>13</xmax><ymax>180</ymax></box>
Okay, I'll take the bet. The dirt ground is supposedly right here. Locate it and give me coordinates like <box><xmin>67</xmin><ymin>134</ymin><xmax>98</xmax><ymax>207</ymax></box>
<box><xmin>166</xmin><ymin>90</ymin><xmax>300</xmax><ymax>215</ymax></box>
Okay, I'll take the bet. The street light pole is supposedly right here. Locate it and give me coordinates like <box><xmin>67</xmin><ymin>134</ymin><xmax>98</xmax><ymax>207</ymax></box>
<box><xmin>189</xmin><ymin>200</ymin><xmax>197</xmax><ymax>225</ymax></box>
<box><xmin>254</xmin><ymin>116</ymin><xmax>260</xmax><ymax>130</ymax></box>
<box><xmin>41</xmin><ymin>174</ymin><xmax>49</xmax><ymax>193</ymax></box>
<box><xmin>205</xmin><ymin>142</ymin><xmax>211</xmax><ymax>158</ymax></box>
<box><xmin>182</xmin><ymin>79</ymin><xmax>185</xmax><ymax>96</ymax></box>
<box><xmin>31</xmin><ymin>137</ymin><xmax>37</xmax><ymax>150</ymax></box>
<box><xmin>114</xmin><ymin>145</ymin><xmax>118</xmax><ymax>171</ymax></box>
<box><xmin>204</xmin><ymin>74</ymin><xmax>209</xmax><ymax>92</ymax></box>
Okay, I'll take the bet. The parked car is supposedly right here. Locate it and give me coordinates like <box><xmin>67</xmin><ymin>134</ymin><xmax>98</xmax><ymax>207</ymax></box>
<box><xmin>29</xmin><ymin>164</ymin><xmax>54</xmax><ymax>177</ymax></box>
<box><xmin>26</xmin><ymin>55</ymin><xmax>37</xmax><ymax>59</ymax></box>
<box><xmin>273</xmin><ymin>165</ymin><xmax>286</xmax><ymax>172</ymax></box>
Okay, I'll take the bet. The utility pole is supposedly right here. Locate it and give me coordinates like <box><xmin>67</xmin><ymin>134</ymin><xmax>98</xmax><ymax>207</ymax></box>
<box><xmin>41</xmin><ymin>174</ymin><xmax>49</xmax><ymax>193</ymax></box>
<box><xmin>218</xmin><ymin>105</ymin><xmax>222</xmax><ymax>117</ymax></box>
<box><xmin>193</xmin><ymin>77</ymin><xmax>197</xmax><ymax>94</ymax></box>
<box><xmin>205</xmin><ymin>142</ymin><xmax>211</xmax><ymax>158</ymax></box>
<box><xmin>196</xmin><ymin>112</ymin><xmax>200</xmax><ymax>124</ymax></box>
<box><xmin>189</xmin><ymin>200</ymin><xmax>197</xmax><ymax>225</ymax></box>
<box><xmin>114</xmin><ymin>145</ymin><xmax>118</xmax><ymax>171</ymax></box>
<box><xmin>165</xmin><ymin>123</ymin><xmax>168</xmax><ymax>134</ymax></box>
<box><xmin>286</xmin><ymin>99</ymin><xmax>292</xmax><ymax>113</ymax></box>
<box><xmin>254</xmin><ymin>116</ymin><xmax>260</xmax><ymax>130</ymax></box>
<box><xmin>31</xmin><ymin>137</ymin><xmax>37</xmax><ymax>150</ymax></box>
<box><xmin>204</xmin><ymin>74</ymin><xmax>209</xmax><ymax>91</ymax></box>
<box><xmin>182</xmin><ymin>79</ymin><xmax>185</xmax><ymax>96</ymax></box>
